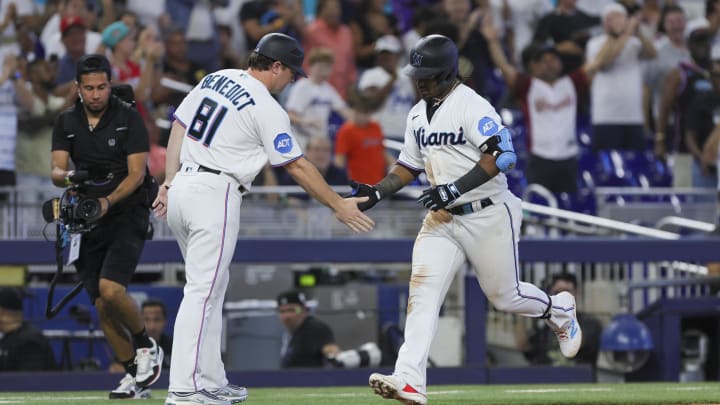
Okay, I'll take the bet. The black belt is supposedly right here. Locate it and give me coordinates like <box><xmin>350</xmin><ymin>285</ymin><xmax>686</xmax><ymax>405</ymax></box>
<box><xmin>448</xmin><ymin>198</ymin><xmax>493</xmax><ymax>215</ymax></box>
<box><xmin>197</xmin><ymin>164</ymin><xmax>221</xmax><ymax>175</ymax></box>
<box><xmin>193</xmin><ymin>164</ymin><xmax>246</xmax><ymax>193</ymax></box>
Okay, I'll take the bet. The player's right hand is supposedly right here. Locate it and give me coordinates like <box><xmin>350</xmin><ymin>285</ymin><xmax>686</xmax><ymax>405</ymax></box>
<box><xmin>335</xmin><ymin>197</ymin><xmax>375</xmax><ymax>233</ymax></box>
<box><xmin>345</xmin><ymin>181</ymin><xmax>382</xmax><ymax>211</ymax></box>
<box><xmin>152</xmin><ymin>184</ymin><xmax>169</xmax><ymax>219</ymax></box>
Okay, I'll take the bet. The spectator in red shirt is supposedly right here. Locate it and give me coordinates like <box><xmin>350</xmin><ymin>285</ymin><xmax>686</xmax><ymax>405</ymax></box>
<box><xmin>334</xmin><ymin>91</ymin><xmax>393</xmax><ymax>184</ymax></box>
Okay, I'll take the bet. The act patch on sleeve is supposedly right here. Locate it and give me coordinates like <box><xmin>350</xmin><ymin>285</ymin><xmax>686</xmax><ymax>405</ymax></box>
<box><xmin>478</xmin><ymin>117</ymin><xmax>499</xmax><ymax>136</ymax></box>
<box><xmin>274</xmin><ymin>133</ymin><xmax>293</xmax><ymax>153</ymax></box>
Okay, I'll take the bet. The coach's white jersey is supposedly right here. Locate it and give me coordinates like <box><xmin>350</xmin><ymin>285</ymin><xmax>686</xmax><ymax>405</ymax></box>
<box><xmin>398</xmin><ymin>83</ymin><xmax>508</xmax><ymax>206</ymax></box>
<box><xmin>174</xmin><ymin>69</ymin><xmax>303</xmax><ymax>188</ymax></box>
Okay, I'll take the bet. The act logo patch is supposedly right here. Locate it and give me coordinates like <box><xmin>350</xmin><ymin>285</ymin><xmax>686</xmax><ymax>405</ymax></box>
<box><xmin>274</xmin><ymin>133</ymin><xmax>293</xmax><ymax>153</ymax></box>
<box><xmin>108</xmin><ymin>138</ymin><xmax>116</xmax><ymax>147</ymax></box>
<box><xmin>478</xmin><ymin>117</ymin><xmax>498</xmax><ymax>136</ymax></box>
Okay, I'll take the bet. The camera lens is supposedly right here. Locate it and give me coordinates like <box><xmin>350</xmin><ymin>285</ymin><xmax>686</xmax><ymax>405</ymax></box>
<box><xmin>77</xmin><ymin>198</ymin><xmax>101</xmax><ymax>219</ymax></box>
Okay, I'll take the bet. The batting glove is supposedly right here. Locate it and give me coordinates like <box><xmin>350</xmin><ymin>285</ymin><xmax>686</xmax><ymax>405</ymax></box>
<box><xmin>346</xmin><ymin>180</ymin><xmax>382</xmax><ymax>212</ymax></box>
<box><xmin>417</xmin><ymin>183</ymin><xmax>462</xmax><ymax>211</ymax></box>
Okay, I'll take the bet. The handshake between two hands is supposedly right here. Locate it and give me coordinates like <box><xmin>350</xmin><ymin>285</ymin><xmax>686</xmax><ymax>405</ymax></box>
<box><xmin>345</xmin><ymin>181</ymin><xmax>460</xmax><ymax>212</ymax></box>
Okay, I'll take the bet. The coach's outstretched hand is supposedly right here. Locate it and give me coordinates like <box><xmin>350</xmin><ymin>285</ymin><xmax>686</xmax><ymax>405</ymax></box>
<box><xmin>335</xmin><ymin>196</ymin><xmax>375</xmax><ymax>233</ymax></box>
<box><xmin>345</xmin><ymin>180</ymin><xmax>382</xmax><ymax>211</ymax></box>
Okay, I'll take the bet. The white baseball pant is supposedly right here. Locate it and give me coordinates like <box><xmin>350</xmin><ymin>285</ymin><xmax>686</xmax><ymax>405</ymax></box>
<box><xmin>394</xmin><ymin>190</ymin><xmax>574</xmax><ymax>393</ymax></box>
<box><xmin>166</xmin><ymin>166</ymin><xmax>243</xmax><ymax>392</ymax></box>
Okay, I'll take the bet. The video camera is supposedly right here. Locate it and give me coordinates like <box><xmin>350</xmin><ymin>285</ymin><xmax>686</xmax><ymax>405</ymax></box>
<box><xmin>42</xmin><ymin>170</ymin><xmax>103</xmax><ymax>233</ymax></box>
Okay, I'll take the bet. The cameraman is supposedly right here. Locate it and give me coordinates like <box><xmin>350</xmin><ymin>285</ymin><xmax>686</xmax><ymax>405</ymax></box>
<box><xmin>50</xmin><ymin>54</ymin><xmax>163</xmax><ymax>399</ymax></box>
<box><xmin>277</xmin><ymin>290</ymin><xmax>381</xmax><ymax>369</ymax></box>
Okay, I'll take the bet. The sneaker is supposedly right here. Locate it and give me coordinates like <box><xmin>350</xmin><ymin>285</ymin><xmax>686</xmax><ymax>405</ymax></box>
<box><xmin>210</xmin><ymin>384</ymin><xmax>248</xmax><ymax>403</ymax></box>
<box><xmin>109</xmin><ymin>373</ymin><xmax>152</xmax><ymax>399</ymax></box>
<box><xmin>546</xmin><ymin>291</ymin><xmax>582</xmax><ymax>358</ymax></box>
<box><xmin>369</xmin><ymin>373</ymin><xmax>427</xmax><ymax>405</ymax></box>
<box><xmin>165</xmin><ymin>390</ymin><xmax>231</xmax><ymax>405</ymax></box>
<box><xmin>135</xmin><ymin>337</ymin><xmax>164</xmax><ymax>388</ymax></box>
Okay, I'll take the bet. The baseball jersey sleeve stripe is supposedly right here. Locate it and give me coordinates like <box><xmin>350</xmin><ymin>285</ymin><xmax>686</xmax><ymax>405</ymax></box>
<box><xmin>397</xmin><ymin>159</ymin><xmax>425</xmax><ymax>173</ymax></box>
<box><xmin>271</xmin><ymin>154</ymin><xmax>304</xmax><ymax>168</ymax></box>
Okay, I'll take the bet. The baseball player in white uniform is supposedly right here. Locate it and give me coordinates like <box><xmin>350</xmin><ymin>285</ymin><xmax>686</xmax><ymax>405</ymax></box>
<box><xmin>350</xmin><ymin>35</ymin><xmax>582</xmax><ymax>405</ymax></box>
<box><xmin>152</xmin><ymin>33</ymin><xmax>374</xmax><ymax>405</ymax></box>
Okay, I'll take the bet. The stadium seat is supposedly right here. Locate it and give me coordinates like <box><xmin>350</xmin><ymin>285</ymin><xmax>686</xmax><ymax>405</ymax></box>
<box><xmin>594</xmin><ymin>150</ymin><xmax>642</xmax><ymax>187</ymax></box>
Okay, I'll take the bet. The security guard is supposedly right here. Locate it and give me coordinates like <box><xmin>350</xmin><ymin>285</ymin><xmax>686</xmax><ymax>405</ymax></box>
<box><xmin>50</xmin><ymin>54</ymin><xmax>163</xmax><ymax>399</ymax></box>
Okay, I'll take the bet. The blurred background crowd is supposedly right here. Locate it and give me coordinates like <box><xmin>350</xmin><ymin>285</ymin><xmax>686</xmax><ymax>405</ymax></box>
<box><xmin>0</xmin><ymin>0</ymin><xmax>718</xmax><ymax>220</ymax></box>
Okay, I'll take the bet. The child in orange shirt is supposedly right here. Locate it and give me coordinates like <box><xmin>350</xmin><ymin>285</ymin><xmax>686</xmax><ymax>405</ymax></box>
<box><xmin>334</xmin><ymin>92</ymin><xmax>394</xmax><ymax>184</ymax></box>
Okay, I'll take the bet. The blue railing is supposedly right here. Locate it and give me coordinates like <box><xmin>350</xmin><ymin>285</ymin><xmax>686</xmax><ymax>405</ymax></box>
<box><xmin>1</xmin><ymin>237</ymin><xmax>719</xmax><ymax>264</ymax></box>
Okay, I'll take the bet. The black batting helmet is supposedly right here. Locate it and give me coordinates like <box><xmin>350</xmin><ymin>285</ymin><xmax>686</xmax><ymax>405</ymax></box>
<box><xmin>402</xmin><ymin>34</ymin><xmax>458</xmax><ymax>85</ymax></box>
<box><xmin>254</xmin><ymin>33</ymin><xmax>307</xmax><ymax>77</ymax></box>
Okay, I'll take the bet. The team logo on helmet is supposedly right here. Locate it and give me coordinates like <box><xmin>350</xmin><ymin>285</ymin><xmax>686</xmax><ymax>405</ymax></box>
<box><xmin>411</xmin><ymin>52</ymin><xmax>423</xmax><ymax>67</ymax></box>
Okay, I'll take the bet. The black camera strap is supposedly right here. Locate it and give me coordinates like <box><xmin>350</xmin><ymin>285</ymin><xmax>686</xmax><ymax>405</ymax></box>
<box><xmin>45</xmin><ymin>221</ymin><xmax>84</xmax><ymax>319</ymax></box>
<box><xmin>43</xmin><ymin>192</ymin><xmax>85</xmax><ymax>319</ymax></box>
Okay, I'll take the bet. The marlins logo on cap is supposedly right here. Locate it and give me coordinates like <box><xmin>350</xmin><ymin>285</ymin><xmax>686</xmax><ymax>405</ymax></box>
<box><xmin>411</xmin><ymin>52</ymin><xmax>424</xmax><ymax>67</ymax></box>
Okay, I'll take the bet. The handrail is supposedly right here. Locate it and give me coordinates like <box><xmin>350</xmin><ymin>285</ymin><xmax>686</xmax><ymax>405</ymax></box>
<box><xmin>522</xmin><ymin>184</ymin><xmax>559</xmax><ymax>208</ymax></box>
<box><xmin>0</xmin><ymin>185</ymin><xmax>686</xmax><ymax>240</ymax></box>
<box><xmin>382</xmin><ymin>138</ymin><xmax>404</xmax><ymax>152</ymax></box>
<box><xmin>655</xmin><ymin>216</ymin><xmax>716</xmax><ymax>233</ymax></box>
<box><xmin>521</xmin><ymin>202</ymin><xmax>680</xmax><ymax>240</ymax></box>
<box><xmin>595</xmin><ymin>187</ymin><xmax>716</xmax><ymax>196</ymax></box>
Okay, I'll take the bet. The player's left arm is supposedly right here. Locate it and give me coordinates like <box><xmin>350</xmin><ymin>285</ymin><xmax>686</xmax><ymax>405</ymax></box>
<box><xmin>418</xmin><ymin>109</ymin><xmax>516</xmax><ymax>211</ymax></box>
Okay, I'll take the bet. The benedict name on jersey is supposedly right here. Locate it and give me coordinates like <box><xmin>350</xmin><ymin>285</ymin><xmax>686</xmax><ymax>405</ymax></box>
<box><xmin>200</xmin><ymin>73</ymin><xmax>256</xmax><ymax>111</ymax></box>
<box><xmin>413</xmin><ymin>126</ymin><xmax>467</xmax><ymax>148</ymax></box>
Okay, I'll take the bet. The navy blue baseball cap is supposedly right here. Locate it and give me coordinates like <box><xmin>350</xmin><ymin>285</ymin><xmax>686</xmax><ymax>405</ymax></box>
<box><xmin>277</xmin><ymin>290</ymin><xmax>308</xmax><ymax>307</ymax></box>
<box><xmin>0</xmin><ymin>287</ymin><xmax>23</xmax><ymax>311</ymax></box>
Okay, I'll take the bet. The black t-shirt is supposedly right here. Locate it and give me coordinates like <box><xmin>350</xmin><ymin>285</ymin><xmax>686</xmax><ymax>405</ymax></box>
<box><xmin>162</xmin><ymin>61</ymin><xmax>208</xmax><ymax>108</ymax></box>
<box><xmin>240</xmin><ymin>0</ymin><xmax>300</xmax><ymax>52</ymax></box>
<box><xmin>459</xmin><ymin>30</ymin><xmax>495</xmax><ymax>97</ymax></box>
<box><xmin>0</xmin><ymin>322</ymin><xmax>57</xmax><ymax>371</ymax></box>
<box><xmin>51</xmin><ymin>96</ymin><xmax>150</xmax><ymax>201</ymax></box>
<box><xmin>686</xmin><ymin>91</ymin><xmax>720</xmax><ymax>161</ymax></box>
<box><xmin>163</xmin><ymin>61</ymin><xmax>206</xmax><ymax>87</ymax></box>
<box><xmin>533</xmin><ymin>10</ymin><xmax>600</xmax><ymax>74</ymax></box>
<box><xmin>282</xmin><ymin>316</ymin><xmax>335</xmax><ymax>368</ymax></box>
<box><xmin>673</xmin><ymin>63</ymin><xmax>714</xmax><ymax>153</ymax></box>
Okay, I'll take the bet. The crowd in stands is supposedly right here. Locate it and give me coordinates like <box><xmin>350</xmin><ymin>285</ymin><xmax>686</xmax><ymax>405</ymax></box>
<box><xmin>0</xmin><ymin>0</ymin><xmax>717</xmax><ymax>221</ymax></box>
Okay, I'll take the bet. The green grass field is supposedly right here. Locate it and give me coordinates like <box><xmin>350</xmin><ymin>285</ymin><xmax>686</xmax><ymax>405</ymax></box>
<box><xmin>1</xmin><ymin>383</ymin><xmax>719</xmax><ymax>405</ymax></box>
